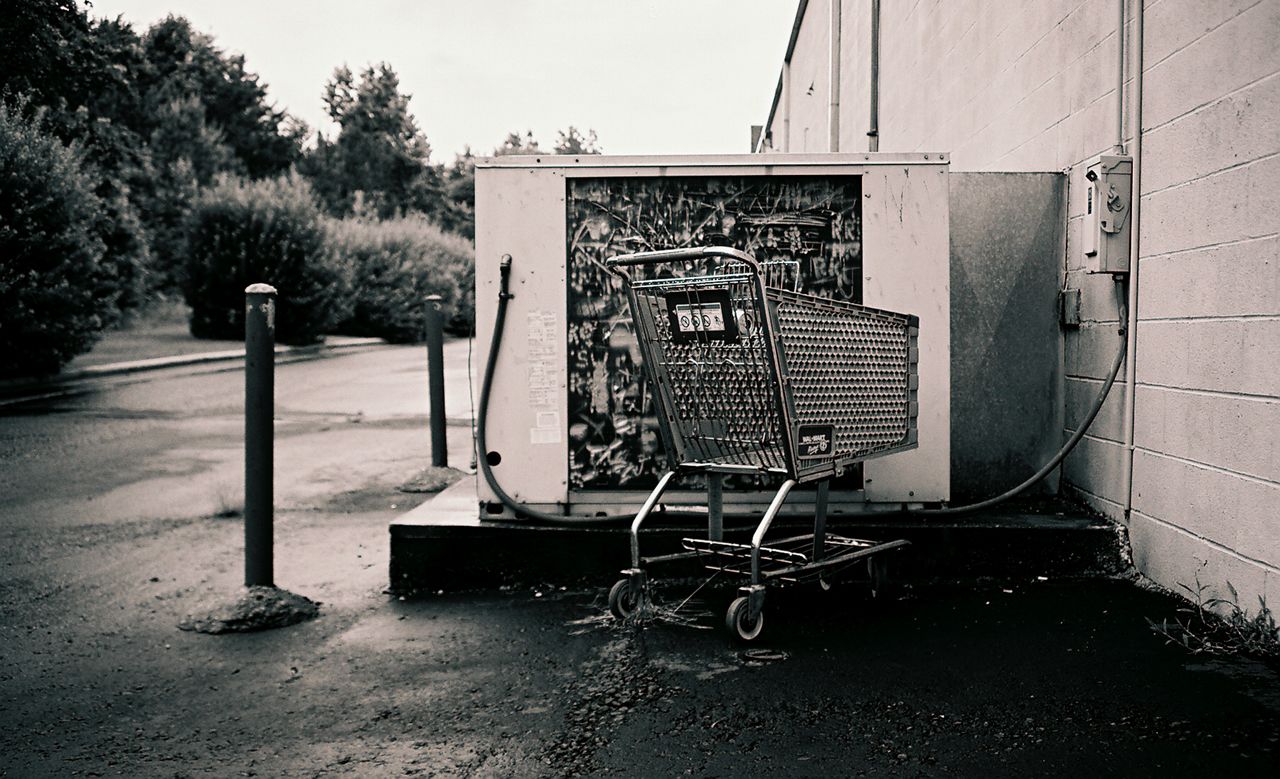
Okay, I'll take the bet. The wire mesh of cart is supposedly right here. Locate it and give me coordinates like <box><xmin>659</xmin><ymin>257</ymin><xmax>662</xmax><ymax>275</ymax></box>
<box><xmin>603</xmin><ymin>246</ymin><xmax>919</xmax><ymax>641</ymax></box>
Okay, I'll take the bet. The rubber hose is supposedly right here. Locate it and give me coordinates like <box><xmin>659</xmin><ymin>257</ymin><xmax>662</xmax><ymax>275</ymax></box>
<box><xmin>913</xmin><ymin>281</ymin><xmax>1129</xmax><ymax>516</ymax></box>
<box><xmin>480</xmin><ymin>257</ymin><xmax>1127</xmax><ymax>523</ymax></box>
<box><xmin>476</xmin><ymin>255</ymin><xmax>703</xmax><ymax>525</ymax></box>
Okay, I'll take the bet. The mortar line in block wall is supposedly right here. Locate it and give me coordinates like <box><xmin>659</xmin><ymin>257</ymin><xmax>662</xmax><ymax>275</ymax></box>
<box><xmin>1138</xmin><ymin>313</ymin><xmax>1280</xmax><ymax>324</ymax></box>
<box><xmin>1140</xmin><ymin>0</ymin><xmax>1266</xmax><ymax>77</ymax></box>
<box><xmin>958</xmin><ymin>0</ymin><xmax>1092</xmax><ymax>158</ymax></box>
<box><xmin>992</xmin><ymin>24</ymin><xmax>1125</xmax><ymax>165</ymax></box>
<box><xmin>1140</xmin><ymin>148</ymin><xmax>1280</xmax><ymax>199</ymax></box>
<box><xmin>1135</xmin><ymin>447</ymin><xmax>1280</xmax><ymax>490</ymax></box>
<box><xmin>1142</xmin><ymin>68</ymin><xmax>1280</xmax><ymax>138</ymax></box>
<box><xmin>1064</xmin><ymin>375</ymin><xmax>1114</xmax><ymax>387</ymax></box>
<box><xmin>1068</xmin><ymin>429</ymin><xmax>1128</xmax><ymax>449</ymax></box>
<box><xmin>1130</xmin><ymin>509</ymin><xmax>1280</xmax><ymax>577</ymax></box>
<box><xmin>1138</xmin><ymin>231</ymin><xmax>1279</xmax><ymax>261</ymax></box>
<box><xmin>1131</xmin><ymin>380</ymin><xmax>1280</xmax><ymax>405</ymax></box>
<box><xmin>1061</xmin><ymin>482</ymin><xmax>1125</xmax><ymax>516</ymax></box>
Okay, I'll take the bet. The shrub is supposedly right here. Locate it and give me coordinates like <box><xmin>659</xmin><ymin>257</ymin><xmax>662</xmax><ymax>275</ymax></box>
<box><xmin>329</xmin><ymin>216</ymin><xmax>474</xmax><ymax>343</ymax></box>
<box><xmin>184</xmin><ymin>174</ymin><xmax>346</xmax><ymax>344</ymax></box>
<box><xmin>0</xmin><ymin>103</ymin><xmax>114</xmax><ymax>378</ymax></box>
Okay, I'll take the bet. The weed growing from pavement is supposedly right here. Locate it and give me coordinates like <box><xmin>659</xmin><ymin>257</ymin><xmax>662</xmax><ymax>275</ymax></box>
<box><xmin>1148</xmin><ymin>563</ymin><xmax>1280</xmax><ymax>663</ymax></box>
<box><xmin>212</xmin><ymin>481</ymin><xmax>243</xmax><ymax>518</ymax></box>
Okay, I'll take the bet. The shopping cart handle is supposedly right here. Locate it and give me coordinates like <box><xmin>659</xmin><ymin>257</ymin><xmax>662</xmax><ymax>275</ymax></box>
<box><xmin>605</xmin><ymin>246</ymin><xmax>759</xmax><ymax>270</ymax></box>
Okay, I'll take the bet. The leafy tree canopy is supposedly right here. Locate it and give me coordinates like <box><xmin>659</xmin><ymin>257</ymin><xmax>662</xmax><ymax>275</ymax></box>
<box><xmin>494</xmin><ymin>130</ymin><xmax>541</xmax><ymax>156</ymax></box>
<box><xmin>554</xmin><ymin>126</ymin><xmax>602</xmax><ymax>155</ymax></box>
<box><xmin>304</xmin><ymin>63</ymin><xmax>441</xmax><ymax>220</ymax></box>
<box><xmin>141</xmin><ymin>15</ymin><xmax>302</xmax><ymax>179</ymax></box>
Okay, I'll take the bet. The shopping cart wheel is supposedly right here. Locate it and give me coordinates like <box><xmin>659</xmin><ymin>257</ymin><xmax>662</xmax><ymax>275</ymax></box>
<box><xmin>726</xmin><ymin>596</ymin><xmax>765</xmax><ymax>642</ymax></box>
<box><xmin>868</xmin><ymin>555</ymin><xmax>894</xmax><ymax>600</ymax></box>
<box><xmin>608</xmin><ymin>578</ymin><xmax>642</xmax><ymax>619</ymax></box>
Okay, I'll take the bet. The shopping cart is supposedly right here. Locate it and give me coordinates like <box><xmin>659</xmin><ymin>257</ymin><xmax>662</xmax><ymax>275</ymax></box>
<box><xmin>603</xmin><ymin>246</ymin><xmax>919</xmax><ymax>641</ymax></box>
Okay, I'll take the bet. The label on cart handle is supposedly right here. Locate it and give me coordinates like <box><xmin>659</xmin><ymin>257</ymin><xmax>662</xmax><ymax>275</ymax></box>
<box><xmin>665</xmin><ymin>289</ymin><xmax>738</xmax><ymax>343</ymax></box>
<box><xmin>797</xmin><ymin>425</ymin><xmax>835</xmax><ymax>459</ymax></box>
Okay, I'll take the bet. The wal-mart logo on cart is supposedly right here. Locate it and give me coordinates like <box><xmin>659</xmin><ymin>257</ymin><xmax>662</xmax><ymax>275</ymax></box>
<box><xmin>797</xmin><ymin>425</ymin><xmax>835</xmax><ymax>458</ymax></box>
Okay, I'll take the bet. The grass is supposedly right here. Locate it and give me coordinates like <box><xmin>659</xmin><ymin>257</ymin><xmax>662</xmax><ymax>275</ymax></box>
<box><xmin>1148</xmin><ymin>562</ymin><xmax>1280</xmax><ymax>664</ymax></box>
<box><xmin>212</xmin><ymin>480</ymin><xmax>244</xmax><ymax>519</ymax></box>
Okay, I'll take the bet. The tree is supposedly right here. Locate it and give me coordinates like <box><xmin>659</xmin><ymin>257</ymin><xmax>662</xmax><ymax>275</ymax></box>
<box><xmin>0</xmin><ymin>103</ymin><xmax>115</xmax><ymax>377</ymax></box>
<box><xmin>0</xmin><ymin>1</ymin><xmax>93</xmax><ymax>114</ymax></box>
<box><xmin>141</xmin><ymin>16</ymin><xmax>300</xmax><ymax>179</ymax></box>
<box><xmin>3</xmin><ymin>7</ymin><xmax>305</xmax><ymax>302</ymax></box>
<box><xmin>436</xmin><ymin>149</ymin><xmax>475</xmax><ymax>238</ymax></box>
<box><xmin>1</xmin><ymin>4</ymin><xmax>154</xmax><ymax>313</ymax></box>
<box><xmin>554</xmin><ymin>126</ymin><xmax>602</xmax><ymax>155</ymax></box>
<box><xmin>303</xmin><ymin>63</ymin><xmax>440</xmax><ymax>220</ymax></box>
<box><xmin>133</xmin><ymin>16</ymin><xmax>304</xmax><ymax>293</ymax></box>
<box><xmin>493</xmin><ymin>130</ymin><xmax>542</xmax><ymax>156</ymax></box>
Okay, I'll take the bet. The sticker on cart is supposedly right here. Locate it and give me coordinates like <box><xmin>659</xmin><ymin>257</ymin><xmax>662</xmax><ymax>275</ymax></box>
<box><xmin>797</xmin><ymin>425</ymin><xmax>835</xmax><ymax>459</ymax></box>
<box><xmin>664</xmin><ymin>289</ymin><xmax>738</xmax><ymax>343</ymax></box>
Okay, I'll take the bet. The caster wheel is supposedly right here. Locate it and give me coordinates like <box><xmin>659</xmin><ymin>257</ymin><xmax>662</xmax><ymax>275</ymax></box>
<box><xmin>868</xmin><ymin>555</ymin><xmax>894</xmax><ymax>600</ymax></box>
<box><xmin>608</xmin><ymin>578</ymin><xmax>642</xmax><ymax>619</ymax></box>
<box><xmin>726</xmin><ymin>596</ymin><xmax>765</xmax><ymax>642</ymax></box>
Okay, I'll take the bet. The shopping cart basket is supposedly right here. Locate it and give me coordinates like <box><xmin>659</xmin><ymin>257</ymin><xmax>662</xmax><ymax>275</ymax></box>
<box><xmin>603</xmin><ymin>246</ymin><xmax>919</xmax><ymax>641</ymax></box>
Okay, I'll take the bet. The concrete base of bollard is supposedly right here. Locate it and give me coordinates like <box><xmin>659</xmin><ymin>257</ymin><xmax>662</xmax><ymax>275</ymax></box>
<box><xmin>178</xmin><ymin>586</ymin><xmax>320</xmax><ymax>634</ymax></box>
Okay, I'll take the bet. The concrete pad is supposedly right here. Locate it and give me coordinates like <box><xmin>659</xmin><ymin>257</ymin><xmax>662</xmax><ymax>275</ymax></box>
<box><xmin>389</xmin><ymin>478</ymin><xmax>1127</xmax><ymax>593</ymax></box>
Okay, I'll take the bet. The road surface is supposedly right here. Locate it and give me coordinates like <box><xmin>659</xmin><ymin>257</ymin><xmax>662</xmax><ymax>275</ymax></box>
<box><xmin>1</xmin><ymin>344</ymin><xmax>1278</xmax><ymax>777</ymax></box>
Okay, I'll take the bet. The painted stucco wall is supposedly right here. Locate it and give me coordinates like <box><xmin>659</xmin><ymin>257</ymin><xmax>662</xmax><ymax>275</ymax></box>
<box><xmin>766</xmin><ymin>0</ymin><xmax>1280</xmax><ymax>609</ymax></box>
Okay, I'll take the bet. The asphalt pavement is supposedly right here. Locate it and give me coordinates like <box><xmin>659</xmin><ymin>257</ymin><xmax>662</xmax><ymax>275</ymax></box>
<box><xmin>0</xmin><ymin>334</ymin><xmax>1277</xmax><ymax>776</ymax></box>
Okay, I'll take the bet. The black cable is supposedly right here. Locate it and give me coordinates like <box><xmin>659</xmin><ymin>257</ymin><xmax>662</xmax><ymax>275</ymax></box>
<box><xmin>480</xmin><ymin>256</ymin><xmax>1129</xmax><ymax>523</ymax></box>
<box><xmin>913</xmin><ymin>278</ymin><xmax>1129</xmax><ymax>516</ymax></box>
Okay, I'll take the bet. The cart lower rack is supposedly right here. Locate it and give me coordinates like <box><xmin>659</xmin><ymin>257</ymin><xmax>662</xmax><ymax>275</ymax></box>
<box><xmin>602</xmin><ymin>247</ymin><xmax>920</xmax><ymax>641</ymax></box>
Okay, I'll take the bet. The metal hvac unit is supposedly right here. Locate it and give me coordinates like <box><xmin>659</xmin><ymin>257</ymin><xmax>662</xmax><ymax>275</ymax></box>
<box><xmin>474</xmin><ymin>153</ymin><xmax>950</xmax><ymax>518</ymax></box>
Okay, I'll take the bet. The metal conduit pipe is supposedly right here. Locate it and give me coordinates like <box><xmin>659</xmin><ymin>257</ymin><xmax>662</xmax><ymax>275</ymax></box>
<box><xmin>1115</xmin><ymin>0</ymin><xmax>1126</xmax><ymax>154</ymax></box>
<box><xmin>868</xmin><ymin>0</ymin><xmax>881</xmax><ymax>151</ymax></box>
<box><xmin>1122</xmin><ymin>0</ymin><xmax>1145</xmax><ymax>515</ymax></box>
<box><xmin>829</xmin><ymin>0</ymin><xmax>841</xmax><ymax>152</ymax></box>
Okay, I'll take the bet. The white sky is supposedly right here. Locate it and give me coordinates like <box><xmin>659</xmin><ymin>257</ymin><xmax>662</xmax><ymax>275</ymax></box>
<box><xmin>89</xmin><ymin>0</ymin><xmax>796</xmax><ymax>161</ymax></box>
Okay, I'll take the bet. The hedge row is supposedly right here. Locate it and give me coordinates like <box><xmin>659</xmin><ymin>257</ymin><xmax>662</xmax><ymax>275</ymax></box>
<box><xmin>330</xmin><ymin>216</ymin><xmax>475</xmax><ymax>342</ymax></box>
<box><xmin>183</xmin><ymin>175</ymin><xmax>475</xmax><ymax>346</ymax></box>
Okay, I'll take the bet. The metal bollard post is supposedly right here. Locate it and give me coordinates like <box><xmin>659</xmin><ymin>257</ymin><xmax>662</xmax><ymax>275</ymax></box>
<box><xmin>707</xmin><ymin>472</ymin><xmax>724</xmax><ymax>542</ymax></box>
<box><xmin>424</xmin><ymin>295</ymin><xmax>447</xmax><ymax>468</ymax></box>
<box><xmin>244</xmin><ymin>283</ymin><xmax>276</xmax><ymax>587</ymax></box>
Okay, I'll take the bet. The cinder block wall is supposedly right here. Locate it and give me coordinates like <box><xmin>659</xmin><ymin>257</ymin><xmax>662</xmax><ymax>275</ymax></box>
<box><xmin>769</xmin><ymin>0</ymin><xmax>1280</xmax><ymax>608</ymax></box>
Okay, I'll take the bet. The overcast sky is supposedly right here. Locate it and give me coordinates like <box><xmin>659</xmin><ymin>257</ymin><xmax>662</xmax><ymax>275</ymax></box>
<box><xmin>90</xmin><ymin>0</ymin><xmax>796</xmax><ymax>160</ymax></box>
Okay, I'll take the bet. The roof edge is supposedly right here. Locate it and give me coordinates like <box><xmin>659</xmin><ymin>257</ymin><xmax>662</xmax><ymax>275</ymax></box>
<box><xmin>758</xmin><ymin>0</ymin><xmax>811</xmax><ymax>152</ymax></box>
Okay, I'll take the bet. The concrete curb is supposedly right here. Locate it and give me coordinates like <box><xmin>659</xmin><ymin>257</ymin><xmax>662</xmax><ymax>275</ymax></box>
<box><xmin>0</xmin><ymin>337</ymin><xmax>387</xmax><ymax>402</ymax></box>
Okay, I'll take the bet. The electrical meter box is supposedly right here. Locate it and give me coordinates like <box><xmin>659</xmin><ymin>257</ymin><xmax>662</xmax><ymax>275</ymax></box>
<box><xmin>474</xmin><ymin>153</ymin><xmax>951</xmax><ymax>518</ymax></box>
<box><xmin>1082</xmin><ymin>155</ymin><xmax>1132</xmax><ymax>274</ymax></box>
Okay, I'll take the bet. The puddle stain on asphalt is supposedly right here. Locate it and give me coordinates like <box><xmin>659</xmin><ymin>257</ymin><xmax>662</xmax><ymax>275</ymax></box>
<box><xmin>542</xmin><ymin>633</ymin><xmax>679</xmax><ymax>776</ymax></box>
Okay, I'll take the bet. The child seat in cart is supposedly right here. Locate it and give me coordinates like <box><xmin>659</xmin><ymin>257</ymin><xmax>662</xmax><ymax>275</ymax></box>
<box><xmin>603</xmin><ymin>246</ymin><xmax>920</xmax><ymax>641</ymax></box>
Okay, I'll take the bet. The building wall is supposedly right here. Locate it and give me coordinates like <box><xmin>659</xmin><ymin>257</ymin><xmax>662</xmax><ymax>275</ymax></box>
<box><xmin>783</xmin><ymin>0</ymin><xmax>832</xmax><ymax>152</ymax></box>
<box><xmin>767</xmin><ymin>0</ymin><xmax>1280</xmax><ymax>609</ymax></box>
